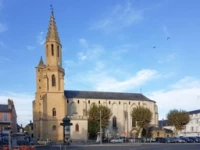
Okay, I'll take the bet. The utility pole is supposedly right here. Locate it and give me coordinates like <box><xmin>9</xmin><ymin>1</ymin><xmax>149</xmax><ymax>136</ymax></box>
<box><xmin>100</xmin><ymin>109</ymin><xmax>102</xmax><ymax>145</ymax></box>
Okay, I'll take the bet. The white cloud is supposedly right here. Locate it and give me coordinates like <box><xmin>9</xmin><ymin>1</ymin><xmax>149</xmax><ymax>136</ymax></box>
<box><xmin>79</xmin><ymin>38</ymin><xmax>88</xmax><ymax>48</ymax></box>
<box><xmin>0</xmin><ymin>23</ymin><xmax>7</xmax><ymax>32</ymax></box>
<box><xmin>171</xmin><ymin>77</ymin><xmax>200</xmax><ymax>89</ymax></box>
<box><xmin>91</xmin><ymin>69</ymin><xmax>157</xmax><ymax>92</ymax></box>
<box><xmin>147</xmin><ymin>77</ymin><xmax>200</xmax><ymax>120</ymax></box>
<box><xmin>0</xmin><ymin>92</ymin><xmax>34</xmax><ymax>127</ymax></box>
<box><xmin>111</xmin><ymin>44</ymin><xmax>134</xmax><ymax>60</ymax></box>
<box><xmin>27</xmin><ymin>45</ymin><xmax>35</xmax><ymax>51</ymax></box>
<box><xmin>90</xmin><ymin>2</ymin><xmax>143</xmax><ymax>31</ymax></box>
<box><xmin>0</xmin><ymin>41</ymin><xmax>6</xmax><ymax>48</ymax></box>
<box><xmin>77</xmin><ymin>39</ymin><xmax>104</xmax><ymax>61</ymax></box>
<box><xmin>37</xmin><ymin>31</ymin><xmax>45</xmax><ymax>45</ymax></box>
<box><xmin>158</xmin><ymin>53</ymin><xmax>176</xmax><ymax>64</ymax></box>
<box><xmin>163</xmin><ymin>25</ymin><xmax>170</xmax><ymax>37</ymax></box>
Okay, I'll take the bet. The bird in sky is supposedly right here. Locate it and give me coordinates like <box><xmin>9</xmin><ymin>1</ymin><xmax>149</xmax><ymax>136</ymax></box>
<box><xmin>153</xmin><ymin>46</ymin><xmax>156</xmax><ymax>49</ymax></box>
<box><xmin>167</xmin><ymin>37</ymin><xmax>170</xmax><ymax>40</ymax></box>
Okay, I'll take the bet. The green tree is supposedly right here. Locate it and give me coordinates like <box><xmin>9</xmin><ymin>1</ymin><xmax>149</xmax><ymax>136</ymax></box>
<box><xmin>24</xmin><ymin>125</ymin><xmax>30</xmax><ymax>132</ymax></box>
<box><xmin>167</xmin><ymin>109</ymin><xmax>190</xmax><ymax>135</ymax></box>
<box><xmin>131</xmin><ymin>106</ymin><xmax>152</xmax><ymax>137</ymax></box>
<box><xmin>88</xmin><ymin>104</ymin><xmax>112</xmax><ymax>139</ymax></box>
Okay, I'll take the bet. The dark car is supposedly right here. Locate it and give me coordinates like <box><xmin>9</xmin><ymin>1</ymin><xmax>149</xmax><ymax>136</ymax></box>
<box><xmin>188</xmin><ymin>137</ymin><xmax>199</xmax><ymax>143</ymax></box>
<box><xmin>180</xmin><ymin>137</ymin><xmax>193</xmax><ymax>143</ymax></box>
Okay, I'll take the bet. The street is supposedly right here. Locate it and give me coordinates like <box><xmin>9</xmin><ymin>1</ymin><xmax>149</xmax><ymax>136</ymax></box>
<box><xmin>35</xmin><ymin>143</ymin><xmax>200</xmax><ymax>150</ymax></box>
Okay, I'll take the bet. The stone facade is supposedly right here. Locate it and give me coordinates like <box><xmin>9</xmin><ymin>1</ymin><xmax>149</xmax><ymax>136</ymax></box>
<box><xmin>32</xmin><ymin>10</ymin><xmax>159</xmax><ymax>142</ymax></box>
<box><xmin>179</xmin><ymin>110</ymin><xmax>200</xmax><ymax>137</ymax></box>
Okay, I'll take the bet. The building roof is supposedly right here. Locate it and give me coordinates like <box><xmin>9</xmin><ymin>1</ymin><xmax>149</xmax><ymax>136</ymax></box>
<box><xmin>38</xmin><ymin>56</ymin><xmax>45</xmax><ymax>67</ymax></box>
<box><xmin>158</xmin><ymin>120</ymin><xmax>170</xmax><ymax>128</ymax></box>
<box><xmin>64</xmin><ymin>90</ymin><xmax>155</xmax><ymax>102</ymax></box>
<box><xmin>0</xmin><ymin>104</ymin><xmax>11</xmax><ymax>112</ymax></box>
<box><xmin>188</xmin><ymin>109</ymin><xmax>200</xmax><ymax>115</ymax></box>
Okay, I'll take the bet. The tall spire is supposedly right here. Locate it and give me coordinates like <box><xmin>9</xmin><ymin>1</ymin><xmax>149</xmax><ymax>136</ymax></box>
<box><xmin>38</xmin><ymin>56</ymin><xmax>45</xmax><ymax>67</ymax></box>
<box><xmin>45</xmin><ymin>5</ymin><xmax>60</xmax><ymax>44</ymax></box>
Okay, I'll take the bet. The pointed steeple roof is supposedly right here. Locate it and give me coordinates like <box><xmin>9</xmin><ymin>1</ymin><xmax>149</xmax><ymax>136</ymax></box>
<box><xmin>45</xmin><ymin>10</ymin><xmax>60</xmax><ymax>44</ymax></box>
<box><xmin>38</xmin><ymin>56</ymin><xmax>45</xmax><ymax>67</ymax></box>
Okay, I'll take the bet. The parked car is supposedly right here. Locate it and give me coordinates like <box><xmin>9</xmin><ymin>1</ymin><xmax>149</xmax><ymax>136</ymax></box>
<box><xmin>171</xmin><ymin>137</ymin><xmax>186</xmax><ymax>143</ymax></box>
<box><xmin>179</xmin><ymin>137</ymin><xmax>193</xmax><ymax>143</ymax></box>
<box><xmin>37</xmin><ymin>139</ymin><xmax>51</xmax><ymax>145</ymax></box>
<box><xmin>110</xmin><ymin>138</ymin><xmax>123</xmax><ymax>143</ymax></box>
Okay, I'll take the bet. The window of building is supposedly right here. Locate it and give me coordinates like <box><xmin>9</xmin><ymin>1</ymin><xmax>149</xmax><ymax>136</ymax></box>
<box><xmin>112</xmin><ymin>116</ymin><xmax>117</xmax><ymax>128</ymax></box>
<box><xmin>132</xmin><ymin>118</ymin><xmax>136</xmax><ymax>127</ymax></box>
<box><xmin>157</xmin><ymin>132</ymin><xmax>160</xmax><ymax>137</ymax></box>
<box><xmin>51</xmin><ymin>44</ymin><xmax>54</xmax><ymax>56</ymax></box>
<box><xmin>52</xmin><ymin>74</ymin><xmax>56</xmax><ymax>86</ymax></box>
<box><xmin>78</xmin><ymin>100</ymin><xmax>79</xmax><ymax>104</ymax></box>
<box><xmin>138</xmin><ymin>102</ymin><xmax>140</xmax><ymax>105</ymax></box>
<box><xmin>52</xmin><ymin>125</ymin><xmax>56</xmax><ymax>131</ymax></box>
<box><xmin>191</xmin><ymin>127</ymin><xmax>194</xmax><ymax>132</ymax></box>
<box><xmin>75</xmin><ymin>124</ymin><xmax>79</xmax><ymax>132</ymax></box>
<box><xmin>39</xmin><ymin>79</ymin><xmax>40</xmax><ymax>82</ymax></box>
<box><xmin>57</xmin><ymin>45</ymin><xmax>59</xmax><ymax>57</ymax></box>
<box><xmin>67</xmin><ymin>99</ymin><xmax>69</xmax><ymax>103</ymax></box>
<box><xmin>99</xmin><ymin>101</ymin><xmax>100</xmax><ymax>104</ymax></box>
<box><xmin>109</xmin><ymin>101</ymin><xmax>110</xmax><ymax>104</ymax></box>
<box><xmin>129</xmin><ymin>101</ymin><xmax>130</xmax><ymax>105</ymax></box>
<box><xmin>46</xmin><ymin>45</ymin><xmax>48</xmax><ymax>56</ymax></box>
<box><xmin>52</xmin><ymin>108</ymin><xmax>56</xmax><ymax>116</ymax></box>
<box><xmin>3</xmin><ymin>113</ymin><xmax>8</xmax><ymax>121</ymax></box>
<box><xmin>88</xmin><ymin>100</ymin><xmax>90</xmax><ymax>104</ymax></box>
<box><xmin>119</xmin><ymin>101</ymin><xmax>121</xmax><ymax>105</ymax></box>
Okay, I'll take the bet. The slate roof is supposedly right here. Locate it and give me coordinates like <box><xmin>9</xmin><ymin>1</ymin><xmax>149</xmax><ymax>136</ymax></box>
<box><xmin>188</xmin><ymin>109</ymin><xmax>200</xmax><ymax>115</ymax></box>
<box><xmin>158</xmin><ymin>120</ymin><xmax>170</xmax><ymax>128</ymax></box>
<box><xmin>64</xmin><ymin>90</ymin><xmax>155</xmax><ymax>102</ymax></box>
<box><xmin>0</xmin><ymin>104</ymin><xmax>11</xmax><ymax>112</ymax></box>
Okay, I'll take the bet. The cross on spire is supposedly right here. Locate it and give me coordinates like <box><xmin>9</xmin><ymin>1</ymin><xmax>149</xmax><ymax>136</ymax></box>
<box><xmin>50</xmin><ymin>4</ymin><xmax>54</xmax><ymax>14</ymax></box>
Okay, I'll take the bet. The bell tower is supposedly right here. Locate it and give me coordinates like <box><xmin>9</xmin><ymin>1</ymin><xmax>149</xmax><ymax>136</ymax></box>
<box><xmin>45</xmin><ymin>10</ymin><xmax>62</xmax><ymax>67</ymax></box>
<box><xmin>33</xmin><ymin>7</ymin><xmax>66</xmax><ymax>141</ymax></box>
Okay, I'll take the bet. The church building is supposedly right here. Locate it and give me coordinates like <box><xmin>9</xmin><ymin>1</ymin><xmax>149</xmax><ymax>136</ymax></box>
<box><xmin>32</xmin><ymin>10</ymin><xmax>158</xmax><ymax>142</ymax></box>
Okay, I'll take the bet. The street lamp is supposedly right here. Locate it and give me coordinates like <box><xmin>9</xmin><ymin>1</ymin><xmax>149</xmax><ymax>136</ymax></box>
<box><xmin>60</xmin><ymin>115</ymin><xmax>73</xmax><ymax>145</ymax></box>
<box><xmin>100</xmin><ymin>109</ymin><xmax>102</xmax><ymax>145</ymax></box>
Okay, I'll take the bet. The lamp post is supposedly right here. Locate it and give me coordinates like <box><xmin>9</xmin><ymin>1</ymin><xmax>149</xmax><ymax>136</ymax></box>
<box><xmin>100</xmin><ymin>109</ymin><xmax>102</xmax><ymax>145</ymax></box>
<box><xmin>60</xmin><ymin>115</ymin><xmax>73</xmax><ymax>145</ymax></box>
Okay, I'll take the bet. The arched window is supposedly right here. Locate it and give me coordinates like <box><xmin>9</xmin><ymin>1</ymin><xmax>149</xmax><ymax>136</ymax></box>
<box><xmin>75</xmin><ymin>124</ymin><xmax>79</xmax><ymax>132</ymax></box>
<box><xmin>132</xmin><ymin>118</ymin><xmax>136</xmax><ymax>127</ymax></box>
<box><xmin>77</xmin><ymin>100</ymin><xmax>79</xmax><ymax>104</ymax></box>
<box><xmin>112</xmin><ymin>116</ymin><xmax>117</xmax><ymax>128</ymax></box>
<box><xmin>51</xmin><ymin>44</ymin><xmax>54</xmax><ymax>56</ymax></box>
<box><xmin>52</xmin><ymin>108</ymin><xmax>56</xmax><ymax>116</ymax></box>
<box><xmin>52</xmin><ymin>125</ymin><xmax>56</xmax><ymax>131</ymax></box>
<box><xmin>88</xmin><ymin>100</ymin><xmax>90</xmax><ymax>104</ymax></box>
<box><xmin>57</xmin><ymin>45</ymin><xmax>59</xmax><ymax>57</ymax></box>
<box><xmin>52</xmin><ymin>74</ymin><xmax>56</xmax><ymax>86</ymax></box>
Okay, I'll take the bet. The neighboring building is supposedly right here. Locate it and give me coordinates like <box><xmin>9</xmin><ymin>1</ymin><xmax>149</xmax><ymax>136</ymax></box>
<box><xmin>24</xmin><ymin>120</ymin><xmax>34</xmax><ymax>139</ymax></box>
<box><xmin>179</xmin><ymin>109</ymin><xmax>200</xmax><ymax>137</ymax></box>
<box><xmin>33</xmin><ymin>9</ymin><xmax>159</xmax><ymax>142</ymax></box>
<box><xmin>0</xmin><ymin>99</ymin><xmax>17</xmax><ymax>133</ymax></box>
<box><xmin>150</xmin><ymin>127</ymin><xmax>173</xmax><ymax>138</ymax></box>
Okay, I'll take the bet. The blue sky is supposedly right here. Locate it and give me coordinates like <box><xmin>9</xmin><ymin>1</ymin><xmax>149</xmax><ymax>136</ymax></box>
<box><xmin>0</xmin><ymin>0</ymin><xmax>200</xmax><ymax>126</ymax></box>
